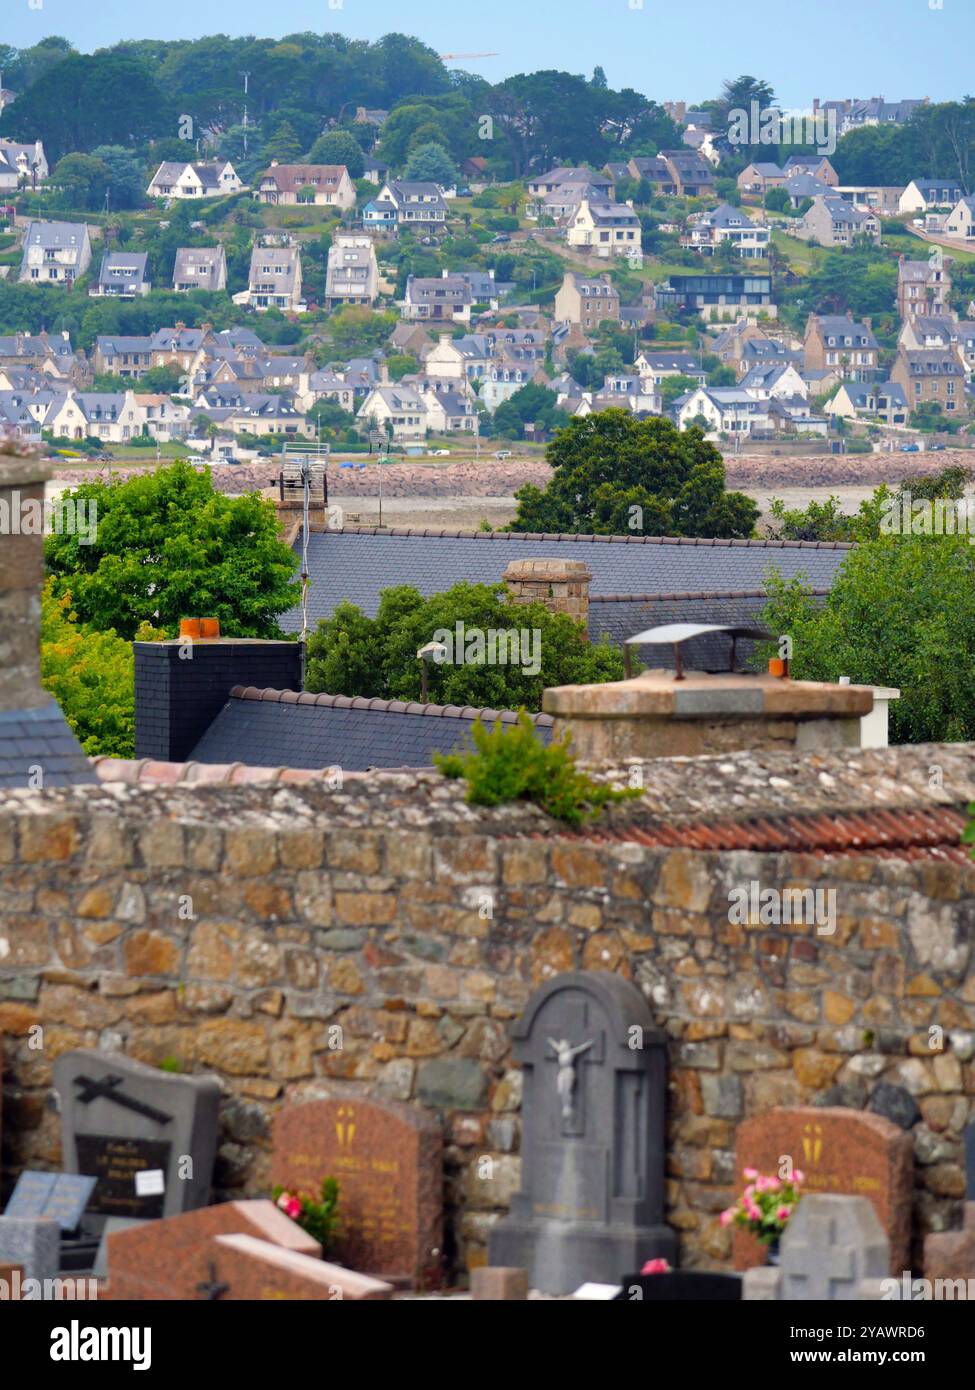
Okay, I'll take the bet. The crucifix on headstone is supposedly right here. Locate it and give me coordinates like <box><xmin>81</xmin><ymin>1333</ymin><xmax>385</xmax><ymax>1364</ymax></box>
<box><xmin>196</xmin><ymin>1260</ymin><xmax>230</xmax><ymax>1301</ymax></box>
<box><xmin>74</xmin><ymin>1074</ymin><xmax>173</xmax><ymax>1126</ymax></box>
<box><xmin>543</xmin><ymin>1002</ymin><xmax>604</xmax><ymax>1136</ymax></box>
<box><xmin>783</xmin><ymin>1212</ymin><xmax>856</xmax><ymax>1299</ymax></box>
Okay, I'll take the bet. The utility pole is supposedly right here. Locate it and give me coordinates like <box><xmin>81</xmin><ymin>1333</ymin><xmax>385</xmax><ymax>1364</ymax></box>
<box><xmin>242</xmin><ymin>72</ymin><xmax>250</xmax><ymax>155</ymax></box>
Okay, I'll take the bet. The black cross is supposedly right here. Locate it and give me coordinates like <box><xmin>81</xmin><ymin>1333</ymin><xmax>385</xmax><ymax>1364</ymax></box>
<box><xmin>196</xmin><ymin>1261</ymin><xmax>229</xmax><ymax>1301</ymax></box>
<box><xmin>73</xmin><ymin>1074</ymin><xmax>173</xmax><ymax>1126</ymax></box>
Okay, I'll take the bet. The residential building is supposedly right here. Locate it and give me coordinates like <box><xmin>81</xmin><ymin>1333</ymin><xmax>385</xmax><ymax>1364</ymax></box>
<box><xmin>834</xmin><ymin>185</ymin><xmax>905</xmax><ymax>216</ymax></box>
<box><xmin>234</xmin><ymin>245</ymin><xmax>305</xmax><ymax>313</ymax></box>
<box><xmin>0</xmin><ymin>330</ymin><xmax>77</xmax><ymax>378</ymax></box>
<box><xmin>674</xmin><ymin>386</ymin><xmax>772</xmax><ymax>438</ymax></box>
<box><xmin>365</xmin><ymin>181</ymin><xmax>448</xmax><ymax>230</ymax></box>
<box><xmin>553</xmin><ymin>272</ymin><xmax>620</xmax><ymax>332</ymax></box>
<box><xmin>739</xmin><ymin>362</ymin><xmax>808</xmax><ymax>401</ymax></box>
<box><xmin>782</xmin><ymin>155</ymin><xmax>839</xmax><ymax>186</ymax></box>
<box><xmin>479</xmin><ymin>358</ymin><xmax>540</xmax><ymax>412</ymax></box>
<box><xmin>442</xmin><ymin>268</ymin><xmax>514</xmax><ymax>309</ymax></box>
<box><xmin>527</xmin><ymin>167</ymin><xmax>613</xmax><ymax>199</ymax></box>
<box><xmin>824</xmin><ymin>381</ymin><xmax>909</xmax><ymax>427</ymax></box>
<box><xmin>401</xmin><ymin>274</ymin><xmax>472</xmax><ymax>324</ymax></box>
<box><xmin>658</xmin><ymin>151</ymin><xmax>715</xmax><ymax>197</ymax></box>
<box><xmin>254</xmin><ymin>163</ymin><xmax>356</xmax><ymax>210</ymax></box>
<box><xmin>18</xmin><ymin>220</ymin><xmax>91</xmax><ymax>287</ymax></box>
<box><xmin>785</xmin><ymin>174</ymin><xmax>833</xmax><ymax>208</ymax></box>
<box><xmin>418</xmin><ymin>383</ymin><xmax>479</xmax><ymax>434</ymax></box>
<box><xmin>655</xmin><ymin>272</ymin><xmax>775</xmax><ymax>321</ymax></box>
<box><xmin>0</xmin><ymin>139</ymin><xmax>47</xmax><ymax>190</ymax></box>
<box><xmin>898</xmin><ymin>253</ymin><xmax>952</xmax><ymax>321</ymax></box>
<box><xmin>146</xmin><ymin>161</ymin><xmax>243</xmax><ymax>200</ymax></box>
<box><xmin>356</xmin><ymin>384</ymin><xmax>430</xmax><ymax>439</ymax></box>
<box><xmin>814</xmin><ymin>96</ymin><xmax>927</xmax><ymax>138</ymax></box>
<box><xmin>89</xmin><ymin>251</ymin><xmax>150</xmax><ymax>299</ymax></box>
<box><xmin>803</xmin><ymin>314</ymin><xmax>879</xmax><ymax>380</ymax></box>
<box><xmin>793</xmin><ymin>196</ymin><xmax>881</xmax><ymax>247</ymax></box>
<box><xmin>899</xmin><ymin>179</ymin><xmax>966</xmax><ymax>214</ymax></box>
<box><xmin>737</xmin><ymin>163</ymin><xmax>788</xmax><ymax>196</ymax></box>
<box><xmin>891</xmin><ymin>347</ymin><xmax>966</xmax><ymax>414</ymax></box>
<box><xmin>325</xmin><ymin>234</ymin><xmax>379</xmax><ymax>307</ymax></box>
<box><xmin>944</xmin><ymin>196</ymin><xmax>975</xmax><ymax>242</ymax></box>
<box><xmin>423</xmin><ymin>333</ymin><xmax>493</xmax><ymax>381</ymax></box>
<box><xmin>682</xmin><ymin>204</ymin><xmax>770</xmax><ymax>258</ymax></box>
<box><xmin>173</xmin><ymin>246</ymin><xmax>227</xmax><ymax>293</ymax></box>
<box><xmin>93</xmin><ymin>336</ymin><xmax>154</xmax><ymax>379</ymax></box>
<box><xmin>41</xmin><ymin>388</ymin><xmax>190</xmax><ymax>443</ymax></box>
<box><xmin>634</xmin><ymin>351</ymin><xmax>707</xmax><ymax>390</ymax></box>
<box><xmin>565</xmin><ymin>199</ymin><xmax>642</xmax><ymax>260</ymax></box>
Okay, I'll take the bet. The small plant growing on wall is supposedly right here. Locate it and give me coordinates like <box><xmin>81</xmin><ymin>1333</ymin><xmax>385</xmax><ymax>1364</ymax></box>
<box><xmin>435</xmin><ymin>710</ymin><xmax>641</xmax><ymax>827</ymax></box>
<box><xmin>273</xmin><ymin>1178</ymin><xmax>340</xmax><ymax>1252</ymax></box>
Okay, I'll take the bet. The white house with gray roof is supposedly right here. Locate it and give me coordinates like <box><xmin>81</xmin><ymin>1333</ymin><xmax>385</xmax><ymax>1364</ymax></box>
<box><xmin>683</xmin><ymin>204</ymin><xmax>770</xmax><ymax>259</ymax></box>
<box><xmin>793</xmin><ymin>196</ymin><xmax>881</xmax><ymax>247</ymax></box>
<box><xmin>18</xmin><ymin>220</ymin><xmax>92</xmax><ymax>286</ymax></box>
<box><xmin>325</xmin><ymin>234</ymin><xmax>379</xmax><ymax>307</ymax></box>
<box><xmin>0</xmin><ymin>139</ymin><xmax>47</xmax><ymax>190</ymax></box>
<box><xmin>146</xmin><ymin>161</ymin><xmax>243</xmax><ymax>200</ymax></box>
<box><xmin>173</xmin><ymin>246</ymin><xmax>227</xmax><ymax>293</ymax></box>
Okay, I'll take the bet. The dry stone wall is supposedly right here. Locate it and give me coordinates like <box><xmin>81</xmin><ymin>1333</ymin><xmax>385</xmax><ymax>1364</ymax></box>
<box><xmin>0</xmin><ymin>773</ymin><xmax>973</xmax><ymax>1275</ymax></box>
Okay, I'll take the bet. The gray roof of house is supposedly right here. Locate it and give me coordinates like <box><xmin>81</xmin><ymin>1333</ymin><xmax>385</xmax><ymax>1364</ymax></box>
<box><xmin>0</xmin><ymin>702</ymin><xmax>95</xmax><ymax>788</ymax></box>
<box><xmin>97</xmin><ymin>251</ymin><xmax>148</xmax><ymax>285</ymax></box>
<box><xmin>283</xmin><ymin>528</ymin><xmax>852</xmax><ymax>633</ymax></box>
<box><xmin>588</xmin><ymin>591</ymin><xmax>829</xmax><ymax>669</ymax></box>
<box><xmin>190</xmin><ymin>688</ymin><xmax>553</xmax><ymax>771</ymax></box>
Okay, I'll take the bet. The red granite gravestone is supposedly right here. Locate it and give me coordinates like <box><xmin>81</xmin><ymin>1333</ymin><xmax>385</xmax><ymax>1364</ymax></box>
<box><xmin>270</xmin><ymin>1096</ymin><xmax>443</xmax><ymax>1289</ymax></box>
<box><xmin>733</xmin><ymin>1107</ymin><xmax>913</xmax><ymax>1275</ymax></box>
<box><xmin>206</xmin><ymin>1234</ymin><xmax>393</xmax><ymax>1301</ymax></box>
<box><xmin>102</xmin><ymin>1198</ymin><xmax>320</xmax><ymax>1300</ymax></box>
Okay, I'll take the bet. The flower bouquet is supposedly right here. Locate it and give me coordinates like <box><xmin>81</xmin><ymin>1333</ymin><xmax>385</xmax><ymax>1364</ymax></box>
<box><xmin>720</xmin><ymin>1167</ymin><xmax>803</xmax><ymax>1251</ymax></box>
<box><xmin>272</xmin><ymin>1176</ymin><xmax>340</xmax><ymax>1252</ymax></box>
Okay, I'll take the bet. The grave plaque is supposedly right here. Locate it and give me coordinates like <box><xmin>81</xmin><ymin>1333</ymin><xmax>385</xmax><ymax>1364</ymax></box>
<box><xmin>734</xmin><ymin>1107</ymin><xmax>912</xmax><ymax>1276</ymax></box>
<box><xmin>488</xmin><ymin>971</ymin><xmax>676</xmax><ymax>1295</ymax></box>
<box><xmin>270</xmin><ymin>1096</ymin><xmax>443</xmax><ymax>1289</ymax></box>
<box><xmin>4</xmin><ymin>1171</ymin><xmax>97</xmax><ymax>1231</ymax></box>
<box><xmin>54</xmin><ymin>1050</ymin><xmax>221</xmax><ymax>1221</ymax></box>
<box><xmin>204</xmin><ymin>1234</ymin><xmax>394</xmax><ymax>1301</ymax></box>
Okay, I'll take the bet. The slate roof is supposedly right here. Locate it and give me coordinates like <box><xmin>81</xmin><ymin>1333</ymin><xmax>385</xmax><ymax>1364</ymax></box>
<box><xmin>190</xmin><ymin>688</ymin><xmax>553</xmax><ymax>772</ymax></box>
<box><xmin>0</xmin><ymin>702</ymin><xmax>95</xmax><ymax>788</ymax></box>
<box><xmin>284</xmin><ymin>529</ymin><xmax>852</xmax><ymax>633</ymax></box>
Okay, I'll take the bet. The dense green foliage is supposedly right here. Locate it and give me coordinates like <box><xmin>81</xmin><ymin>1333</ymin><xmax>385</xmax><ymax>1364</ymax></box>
<box><xmin>759</xmin><ymin>536</ymin><xmax>975</xmax><ymax>743</ymax></box>
<box><xmin>510</xmin><ymin>409</ymin><xmax>759</xmax><ymax>538</ymax></box>
<box><xmin>44</xmin><ymin>462</ymin><xmax>300</xmax><ymax>639</ymax></box>
<box><xmin>436</xmin><ymin>711</ymin><xmax>640</xmax><ymax>825</ymax></box>
<box><xmin>305</xmin><ymin>580</ymin><xmax>626</xmax><ymax>708</ymax></box>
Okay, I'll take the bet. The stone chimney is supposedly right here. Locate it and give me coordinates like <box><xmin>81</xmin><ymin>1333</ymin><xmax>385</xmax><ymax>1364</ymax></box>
<box><xmin>0</xmin><ymin>440</ymin><xmax>94</xmax><ymax>784</ymax></box>
<box><xmin>503</xmin><ymin>559</ymin><xmax>592</xmax><ymax>630</ymax></box>
<box><xmin>134</xmin><ymin>625</ymin><xmax>302</xmax><ymax>762</ymax></box>
<box><xmin>544</xmin><ymin>668</ymin><xmax>874</xmax><ymax>761</ymax></box>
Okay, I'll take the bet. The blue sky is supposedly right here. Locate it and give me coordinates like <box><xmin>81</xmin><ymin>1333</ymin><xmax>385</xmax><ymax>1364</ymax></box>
<box><xmin>5</xmin><ymin>0</ymin><xmax>973</xmax><ymax>109</ymax></box>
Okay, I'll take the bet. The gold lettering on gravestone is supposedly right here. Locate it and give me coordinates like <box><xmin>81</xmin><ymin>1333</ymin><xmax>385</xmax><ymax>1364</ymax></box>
<box><xmin>798</xmin><ymin>1123</ymin><xmax>880</xmax><ymax>1195</ymax></box>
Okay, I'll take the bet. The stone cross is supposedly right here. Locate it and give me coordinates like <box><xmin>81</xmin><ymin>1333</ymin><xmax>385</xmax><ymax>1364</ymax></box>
<box><xmin>744</xmin><ymin>1195</ymin><xmax>890</xmax><ymax>1301</ymax></box>
<box><xmin>782</xmin><ymin>1212</ymin><xmax>857</xmax><ymax>1299</ymax></box>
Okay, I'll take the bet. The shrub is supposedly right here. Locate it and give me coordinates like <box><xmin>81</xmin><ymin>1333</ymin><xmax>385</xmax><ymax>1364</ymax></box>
<box><xmin>435</xmin><ymin>711</ymin><xmax>640</xmax><ymax>826</ymax></box>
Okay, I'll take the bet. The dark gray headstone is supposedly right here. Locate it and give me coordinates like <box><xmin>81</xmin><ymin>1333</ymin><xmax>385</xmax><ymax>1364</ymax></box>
<box><xmin>966</xmin><ymin>1123</ymin><xmax>975</xmax><ymax>1201</ymax></box>
<box><xmin>489</xmin><ymin>971</ymin><xmax>675</xmax><ymax>1294</ymax></box>
<box><xmin>0</xmin><ymin>1216</ymin><xmax>59</xmax><ymax>1285</ymax></box>
<box><xmin>53</xmin><ymin>1050</ymin><xmax>221</xmax><ymax>1220</ymax></box>
<box><xmin>4</xmin><ymin>1171</ymin><xmax>97</xmax><ymax>1231</ymax></box>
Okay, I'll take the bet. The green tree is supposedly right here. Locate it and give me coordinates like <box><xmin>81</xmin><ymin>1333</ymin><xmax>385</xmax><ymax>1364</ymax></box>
<box><xmin>39</xmin><ymin>581</ymin><xmax>165</xmax><ymax>757</ymax></box>
<box><xmin>492</xmin><ymin>383</ymin><xmax>564</xmax><ymax>438</ymax></box>
<box><xmin>758</xmin><ymin>536</ymin><xmax>975</xmax><ymax>743</ymax></box>
<box><xmin>403</xmin><ymin>141</ymin><xmax>458</xmax><ymax>186</ymax></box>
<box><xmin>51</xmin><ymin>152</ymin><xmax>111</xmax><ymax>210</ymax></box>
<box><xmin>385</xmin><ymin>352</ymin><xmax>419</xmax><ymax>381</ymax></box>
<box><xmin>509</xmin><ymin>409</ymin><xmax>759</xmax><ymax>538</ymax></box>
<box><xmin>90</xmin><ymin>145</ymin><xmax>147</xmax><ymax>210</ymax></box>
<box><xmin>305</xmin><ymin>581</ymin><xmax>626</xmax><ymax>708</ymax></box>
<box><xmin>45</xmin><ymin>462</ymin><xmax>300</xmax><ymax>639</ymax></box>
<box><xmin>659</xmin><ymin>374</ymin><xmax>702</xmax><ymax>410</ymax></box>
<box><xmin>308</xmin><ymin>131</ymin><xmax>365</xmax><ymax>178</ymax></box>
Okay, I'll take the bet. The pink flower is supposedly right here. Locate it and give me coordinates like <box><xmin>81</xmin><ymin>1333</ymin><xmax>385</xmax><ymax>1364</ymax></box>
<box><xmin>286</xmin><ymin>1197</ymin><xmax>302</xmax><ymax>1219</ymax></box>
<box><xmin>641</xmin><ymin>1258</ymin><xmax>671</xmax><ymax>1275</ymax></box>
<box><xmin>776</xmin><ymin>1206</ymin><xmax>792</xmax><ymax>1222</ymax></box>
<box><xmin>743</xmin><ymin>1167</ymin><xmax>759</xmax><ymax>1180</ymax></box>
<box><xmin>793</xmin><ymin>1170</ymin><xmax>805</xmax><ymax>1185</ymax></box>
<box><xmin>746</xmin><ymin>1203</ymin><xmax>762</xmax><ymax>1221</ymax></box>
<box><xmin>744</xmin><ymin>1184</ymin><xmax>756</xmax><ymax>1200</ymax></box>
<box><xmin>276</xmin><ymin>1192</ymin><xmax>293</xmax><ymax>1212</ymax></box>
<box><xmin>719</xmin><ymin>1208</ymin><xmax>735</xmax><ymax>1227</ymax></box>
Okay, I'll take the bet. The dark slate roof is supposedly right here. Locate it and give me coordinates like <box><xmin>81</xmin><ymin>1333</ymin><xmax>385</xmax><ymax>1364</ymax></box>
<box><xmin>190</xmin><ymin>688</ymin><xmax>553</xmax><ymax>772</ymax></box>
<box><xmin>0</xmin><ymin>702</ymin><xmax>96</xmax><ymax>787</ymax></box>
<box><xmin>284</xmin><ymin>528</ymin><xmax>851</xmax><ymax>633</ymax></box>
<box><xmin>588</xmin><ymin>591</ymin><xmax>830</xmax><ymax>670</ymax></box>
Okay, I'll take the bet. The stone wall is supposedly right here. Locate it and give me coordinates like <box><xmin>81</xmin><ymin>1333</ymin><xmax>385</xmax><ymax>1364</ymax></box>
<box><xmin>0</xmin><ymin>767</ymin><xmax>973</xmax><ymax>1276</ymax></box>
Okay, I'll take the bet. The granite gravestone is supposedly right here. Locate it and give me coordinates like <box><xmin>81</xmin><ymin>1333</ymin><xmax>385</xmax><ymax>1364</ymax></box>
<box><xmin>489</xmin><ymin>971</ymin><xmax>675</xmax><ymax>1295</ymax></box>
<box><xmin>734</xmin><ymin>1106</ymin><xmax>912</xmax><ymax>1275</ymax></box>
<box><xmin>743</xmin><ymin>1195</ymin><xmax>889</xmax><ymax>1301</ymax></box>
<box><xmin>53</xmin><ymin>1050</ymin><xmax>221</xmax><ymax>1221</ymax></box>
<box><xmin>4</xmin><ymin>1172</ymin><xmax>97</xmax><ymax>1232</ymax></box>
<box><xmin>270</xmin><ymin>1096</ymin><xmax>443</xmax><ymax>1289</ymax></box>
<box><xmin>0</xmin><ymin>1217</ymin><xmax>59</xmax><ymax>1287</ymax></box>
